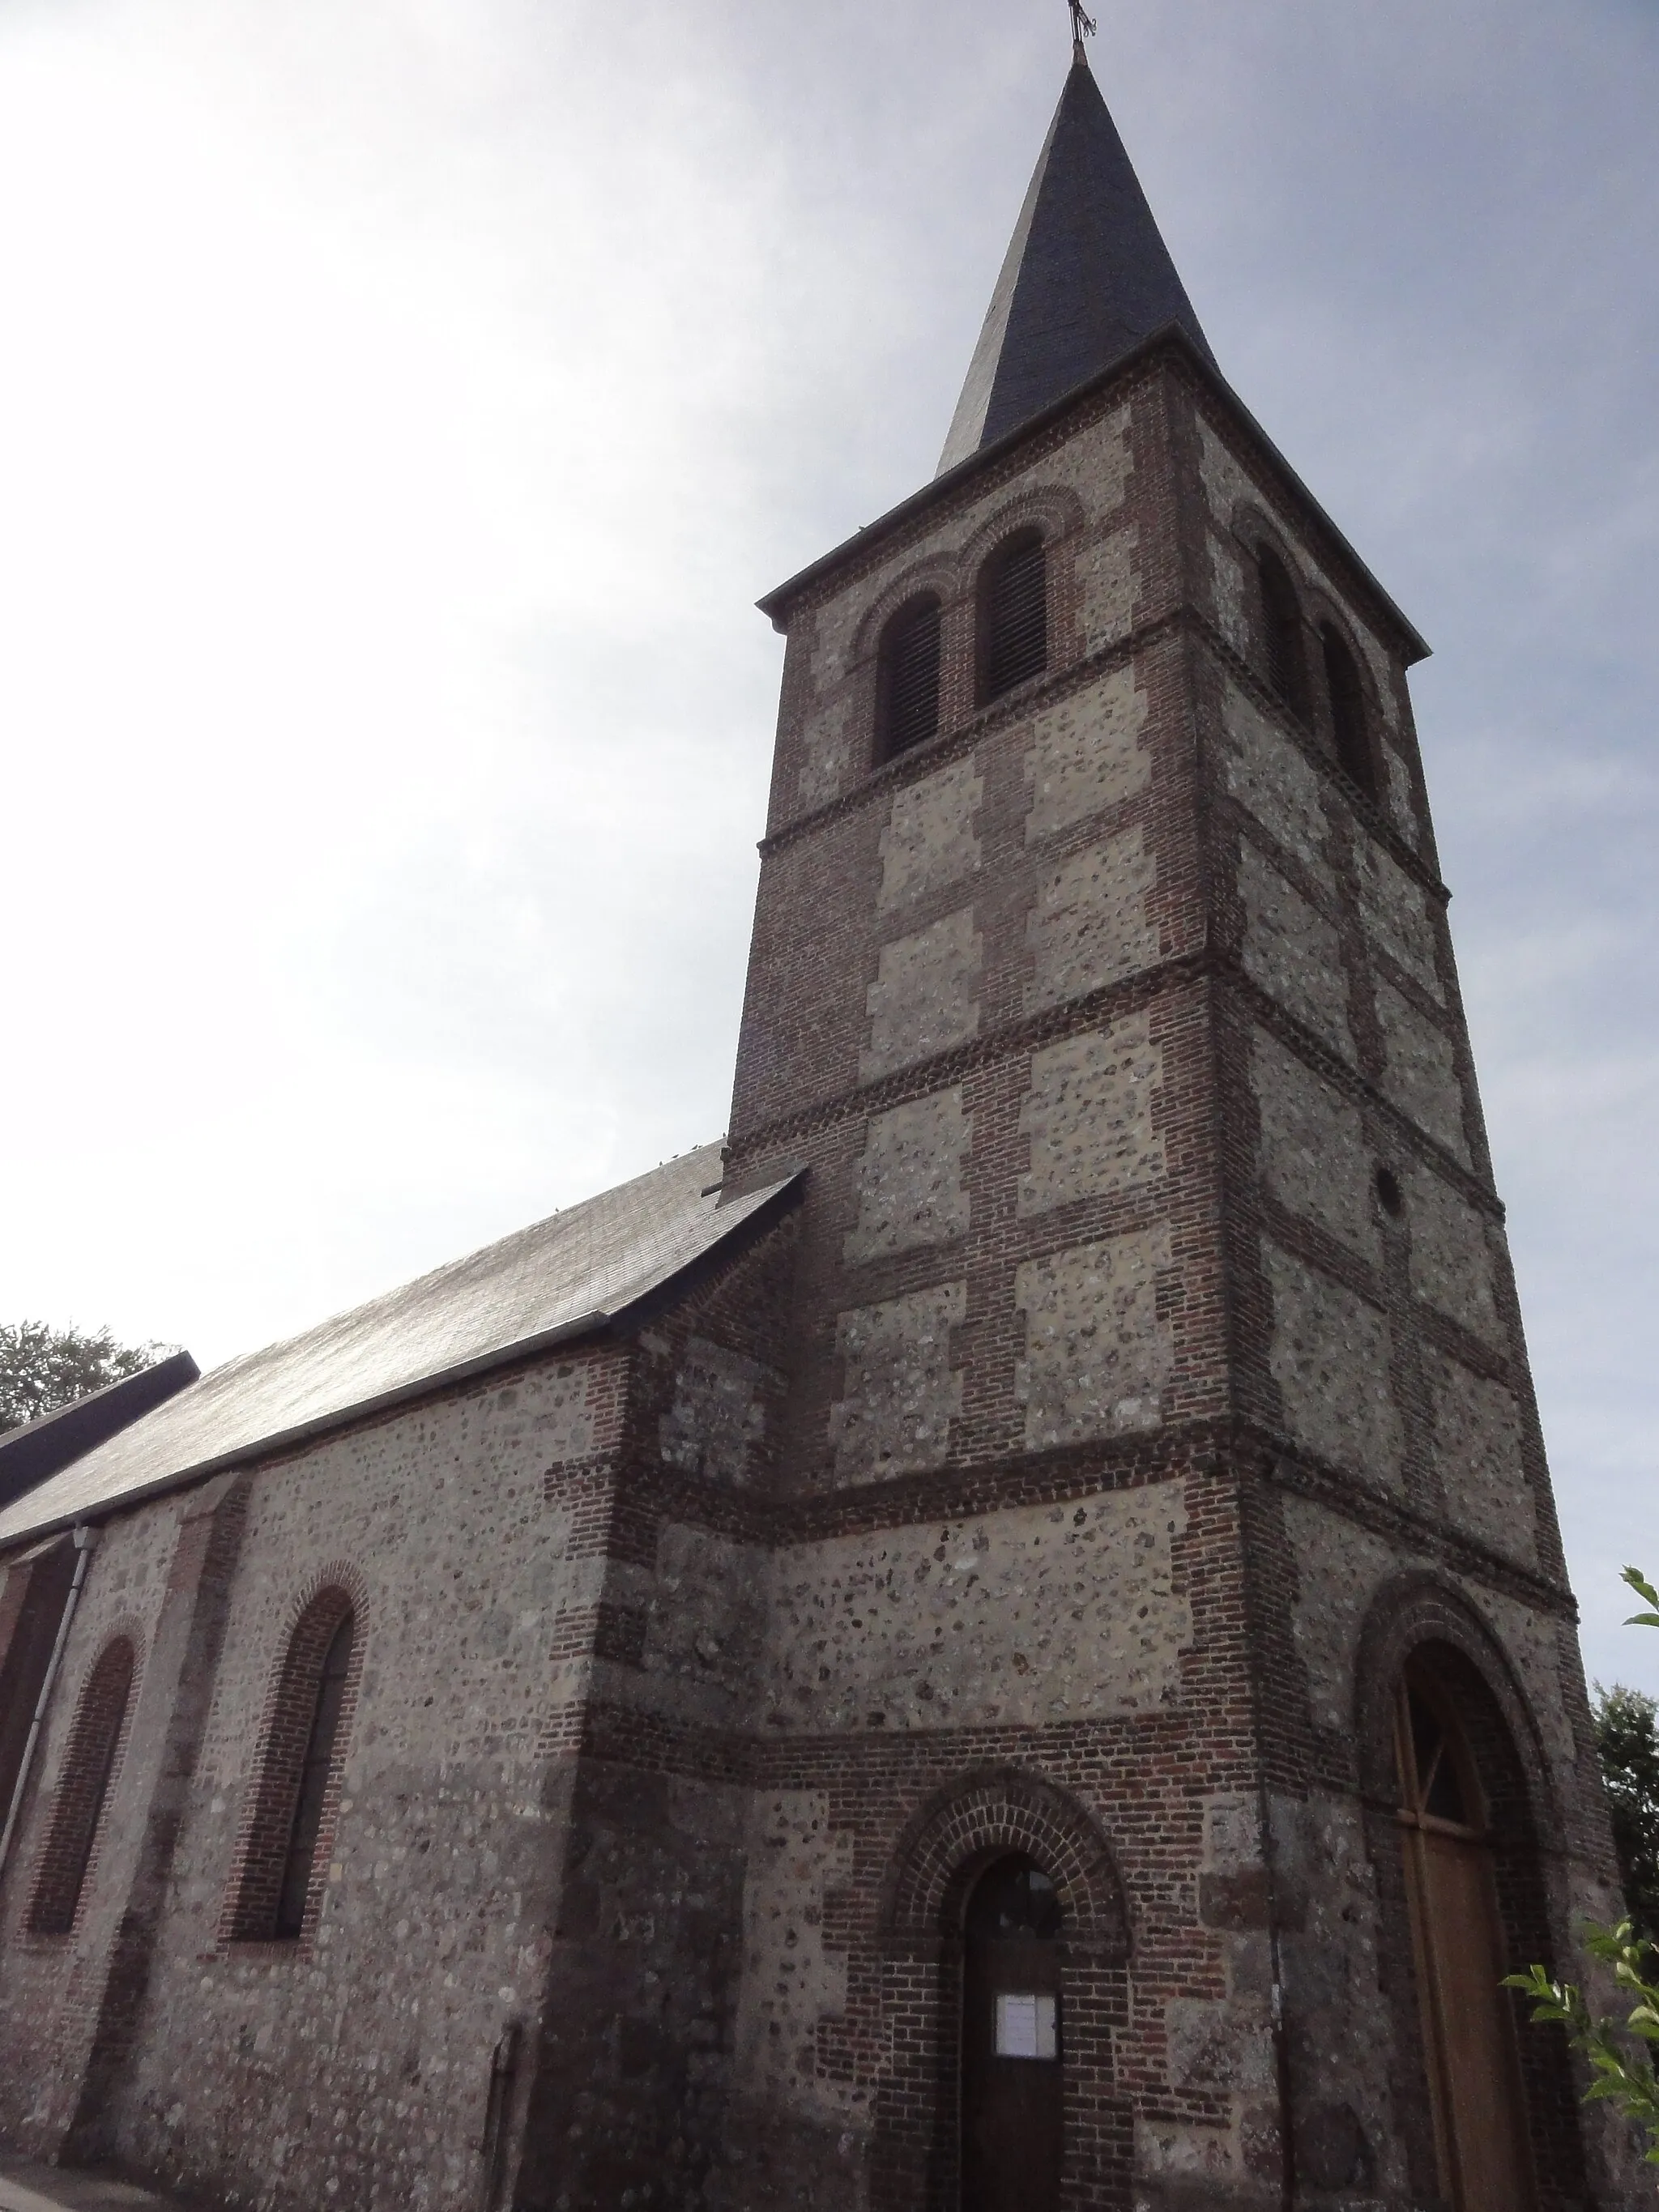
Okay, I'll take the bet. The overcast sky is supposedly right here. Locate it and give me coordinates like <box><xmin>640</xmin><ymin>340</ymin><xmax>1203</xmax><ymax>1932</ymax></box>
<box><xmin>0</xmin><ymin>0</ymin><xmax>1653</xmax><ymax>1688</ymax></box>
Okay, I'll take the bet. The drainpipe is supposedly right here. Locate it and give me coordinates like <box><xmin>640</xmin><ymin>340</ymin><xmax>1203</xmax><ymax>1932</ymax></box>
<box><xmin>0</xmin><ymin>1524</ymin><xmax>100</xmax><ymax>1882</ymax></box>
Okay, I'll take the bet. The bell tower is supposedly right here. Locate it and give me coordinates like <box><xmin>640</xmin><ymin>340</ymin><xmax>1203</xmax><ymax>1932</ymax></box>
<box><xmin>716</xmin><ymin>35</ymin><xmax>1638</xmax><ymax>2212</ymax></box>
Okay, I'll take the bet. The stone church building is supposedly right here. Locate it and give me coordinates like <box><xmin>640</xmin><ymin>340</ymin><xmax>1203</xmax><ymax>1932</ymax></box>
<box><xmin>0</xmin><ymin>40</ymin><xmax>1640</xmax><ymax>2212</ymax></box>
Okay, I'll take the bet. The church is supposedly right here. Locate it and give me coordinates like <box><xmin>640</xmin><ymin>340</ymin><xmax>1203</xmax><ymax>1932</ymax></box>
<box><xmin>0</xmin><ymin>32</ymin><xmax>1640</xmax><ymax>2212</ymax></box>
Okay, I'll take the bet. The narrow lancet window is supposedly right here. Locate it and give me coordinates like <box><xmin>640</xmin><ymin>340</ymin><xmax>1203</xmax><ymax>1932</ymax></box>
<box><xmin>275</xmin><ymin>1609</ymin><xmax>355</xmax><ymax>1938</ymax></box>
<box><xmin>1258</xmin><ymin>547</ymin><xmax>1306</xmax><ymax>715</ymax></box>
<box><xmin>227</xmin><ymin>1588</ymin><xmax>358</xmax><ymax>1945</ymax></box>
<box><xmin>1321</xmin><ymin>625</ymin><xmax>1375</xmax><ymax>796</ymax></box>
<box><xmin>876</xmin><ymin>595</ymin><xmax>943</xmax><ymax>760</ymax></box>
<box><xmin>980</xmin><ymin>530</ymin><xmax>1047</xmax><ymax>701</ymax></box>
<box><xmin>28</xmin><ymin>1636</ymin><xmax>134</xmax><ymax>1936</ymax></box>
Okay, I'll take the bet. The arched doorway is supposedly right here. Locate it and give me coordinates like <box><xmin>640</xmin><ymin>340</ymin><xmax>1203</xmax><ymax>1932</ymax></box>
<box><xmin>1395</xmin><ymin>1664</ymin><xmax>1536</xmax><ymax>2211</ymax></box>
<box><xmin>961</xmin><ymin>1854</ymin><xmax>1062</xmax><ymax>2212</ymax></box>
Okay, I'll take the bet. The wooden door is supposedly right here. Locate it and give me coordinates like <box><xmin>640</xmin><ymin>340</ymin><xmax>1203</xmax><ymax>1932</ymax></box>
<box><xmin>961</xmin><ymin>1856</ymin><xmax>1062</xmax><ymax>2212</ymax></box>
<box><xmin>1396</xmin><ymin>1676</ymin><xmax>1535</xmax><ymax>2212</ymax></box>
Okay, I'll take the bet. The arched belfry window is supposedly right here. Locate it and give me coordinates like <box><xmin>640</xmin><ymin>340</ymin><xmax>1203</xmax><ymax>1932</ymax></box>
<box><xmin>876</xmin><ymin>594</ymin><xmax>942</xmax><ymax>761</ymax></box>
<box><xmin>961</xmin><ymin>1855</ymin><xmax>1063</xmax><ymax>2212</ymax></box>
<box><xmin>1395</xmin><ymin>1664</ymin><xmax>1536</xmax><ymax>2210</ymax></box>
<box><xmin>979</xmin><ymin>529</ymin><xmax>1047</xmax><ymax>702</ymax></box>
<box><xmin>1257</xmin><ymin>546</ymin><xmax>1306</xmax><ymax>716</ymax></box>
<box><xmin>28</xmin><ymin>1635</ymin><xmax>134</xmax><ymax>1936</ymax></box>
<box><xmin>228</xmin><ymin>1591</ymin><xmax>356</xmax><ymax>1943</ymax></box>
<box><xmin>1321</xmin><ymin>624</ymin><xmax>1375</xmax><ymax>797</ymax></box>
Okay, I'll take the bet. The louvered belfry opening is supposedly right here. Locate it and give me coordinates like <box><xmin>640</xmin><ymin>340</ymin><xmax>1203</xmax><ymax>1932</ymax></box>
<box><xmin>876</xmin><ymin>594</ymin><xmax>944</xmax><ymax>761</ymax></box>
<box><xmin>1258</xmin><ymin>547</ymin><xmax>1307</xmax><ymax>716</ymax></box>
<box><xmin>980</xmin><ymin>529</ymin><xmax>1047</xmax><ymax>702</ymax></box>
<box><xmin>1321</xmin><ymin>624</ymin><xmax>1375</xmax><ymax>797</ymax></box>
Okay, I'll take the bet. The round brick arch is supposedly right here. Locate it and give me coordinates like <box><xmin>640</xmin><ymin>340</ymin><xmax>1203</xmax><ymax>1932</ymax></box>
<box><xmin>882</xmin><ymin>1766</ymin><xmax>1130</xmax><ymax>1953</ymax></box>
<box><xmin>1350</xmin><ymin>1570</ymin><xmax>1559</xmax><ymax>1827</ymax></box>
<box><xmin>1350</xmin><ymin>1570</ymin><xmax>1589</xmax><ymax>2205</ymax></box>
<box><xmin>872</xmin><ymin>1770</ymin><xmax>1132</xmax><ymax>2212</ymax></box>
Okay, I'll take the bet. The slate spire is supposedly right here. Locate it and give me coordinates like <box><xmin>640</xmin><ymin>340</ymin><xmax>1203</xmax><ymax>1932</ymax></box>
<box><xmin>937</xmin><ymin>46</ymin><xmax>1215</xmax><ymax>474</ymax></box>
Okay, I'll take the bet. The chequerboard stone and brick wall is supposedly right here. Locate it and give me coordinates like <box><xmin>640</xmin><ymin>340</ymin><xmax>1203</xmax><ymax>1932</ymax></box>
<box><xmin>0</xmin><ymin>40</ymin><xmax>1640</xmax><ymax>2212</ymax></box>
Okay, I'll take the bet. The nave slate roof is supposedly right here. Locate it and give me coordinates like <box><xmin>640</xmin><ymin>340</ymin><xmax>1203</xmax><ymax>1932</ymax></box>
<box><xmin>937</xmin><ymin>44</ymin><xmax>1215</xmax><ymax>473</ymax></box>
<box><xmin>0</xmin><ymin>1144</ymin><xmax>799</xmax><ymax>1550</ymax></box>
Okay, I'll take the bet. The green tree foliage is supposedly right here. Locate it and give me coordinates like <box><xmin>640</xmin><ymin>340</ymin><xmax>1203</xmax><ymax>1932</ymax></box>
<box><xmin>1597</xmin><ymin>1681</ymin><xmax>1659</xmax><ymax>1946</ymax></box>
<box><xmin>0</xmin><ymin>1320</ymin><xmax>169</xmax><ymax>1434</ymax></box>
<box><xmin>1508</xmin><ymin>1567</ymin><xmax>1659</xmax><ymax>2164</ymax></box>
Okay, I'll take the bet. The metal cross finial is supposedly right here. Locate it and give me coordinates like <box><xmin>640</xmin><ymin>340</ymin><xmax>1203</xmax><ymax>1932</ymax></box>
<box><xmin>1068</xmin><ymin>0</ymin><xmax>1098</xmax><ymax>45</ymax></box>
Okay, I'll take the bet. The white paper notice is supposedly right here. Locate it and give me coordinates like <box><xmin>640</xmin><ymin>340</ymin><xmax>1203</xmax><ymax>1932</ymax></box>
<box><xmin>994</xmin><ymin>1991</ymin><xmax>1057</xmax><ymax>2059</ymax></box>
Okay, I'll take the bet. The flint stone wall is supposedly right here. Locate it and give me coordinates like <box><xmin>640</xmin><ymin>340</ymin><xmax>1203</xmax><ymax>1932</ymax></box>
<box><xmin>1403</xmin><ymin>1166</ymin><xmax>1501</xmax><ymax>1345</ymax></box>
<box><xmin>1252</xmin><ymin>1028</ymin><xmax>1378</xmax><ymax>1261</ymax></box>
<box><xmin>1221</xmin><ymin>683</ymin><xmax>1333</xmax><ymax>886</ymax></box>
<box><xmin>828</xmin><ymin>1282</ymin><xmax>967</xmax><ymax>1484</ymax></box>
<box><xmin>1238</xmin><ymin>843</ymin><xmax>1352</xmax><ymax>1054</ymax></box>
<box><xmin>1375</xmin><ymin>982</ymin><xmax>1468</xmax><ymax>1162</ymax></box>
<box><xmin>1018</xmin><ymin>1014</ymin><xmax>1165</xmax><ymax>1217</ymax></box>
<box><xmin>1013</xmin><ymin>1228</ymin><xmax>1175</xmax><ymax>1445</ymax></box>
<box><xmin>0</xmin><ymin>1507</ymin><xmax>177</xmax><ymax>2146</ymax></box>
<box><xmin>760</xmin><ymin>1482</ymin><xmax>1189</xmax><ymax>1734</ymax></box>
<box><xmin>1263</xmin><ymin>1241</ymin><xmax>1402</xmax><ymax>1488</ymax></box>
<box><xmin>845</xmin><ymin>1089</ymin><xmax>971</xmax><ymax>1262</ymax></box>
<box><xmin>876</xmin><ymin>758</ymin><xmax>982</xmax><ymax>913</ymax></box>
<box><xmin>731</xmin><ymin>1789</ymin><xmax>856</xmax><ymax>2123</ymax></box>
<box><xmin>1429</xmin><ymin>1352</ymin><xmax>1537</xmax><ymax>1566</ymax></box>
<box><xmin>1354</xmin><ymin>841</ymin><xmax>1441</xmax><ymax>999</ymax></box>
<box><xmin>860</xmin><ymin>909</ymin><xmax>983</xmax><ymax>1082</ymax></box>
<box><xmin>1023</xmin><ymin>664</ymin><xmax>1148</xmax><ymax>842</ymax></box>
<box><xmin>1024</xmin><ymin>829</ymin><xmax>1159</xmax><ymax>1012</ymax></box>
<box><xmin>14</xmin><ymin>1348</ymin><xmax>624</xmax><ymax>2212</ymax></box>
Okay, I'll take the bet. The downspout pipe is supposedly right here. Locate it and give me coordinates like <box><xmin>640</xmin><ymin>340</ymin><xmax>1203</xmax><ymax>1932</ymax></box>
<box><xmin>0</xmin><ymin>1523</ymin><xmax>100</xmax><ymax>1882</ymax></box>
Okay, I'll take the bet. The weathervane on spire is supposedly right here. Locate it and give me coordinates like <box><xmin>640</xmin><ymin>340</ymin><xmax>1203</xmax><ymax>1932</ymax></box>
<box><xmin>1068</xmin><ymin>0</ymin><xmax>1098</xmax><ymax>48</ymax></box>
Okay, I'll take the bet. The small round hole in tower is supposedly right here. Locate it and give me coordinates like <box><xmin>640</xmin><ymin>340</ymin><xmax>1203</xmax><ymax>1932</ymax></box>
<box><xmin>1375</xmin><ymin>1166</ymin><xmax>1404</xmax><ymax>1218</ymax></box>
